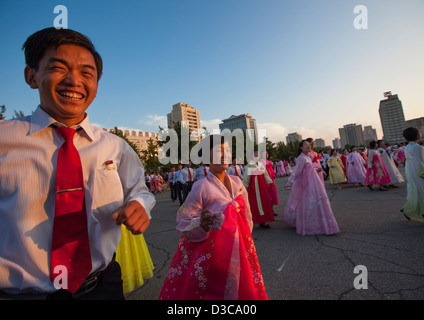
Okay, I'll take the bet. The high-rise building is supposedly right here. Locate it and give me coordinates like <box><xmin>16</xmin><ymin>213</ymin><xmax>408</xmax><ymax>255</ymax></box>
<box><xmin>339</xmin><ymin>123</ymin><xmax>364</xmax><ymax>148</ymax></box>
<box><xmin>363</xmin><ymin>125</ymin><xmax>378</xmax><ymax>147</ymax></box>
<box><xmin>219</xmin><ymin>113</ymin><xmax>258</xmax><ymax>141</ymax></box>
<box><xmin>315</xmin><ymin>138</ymin><xmax>326</xmax><ymax>148</ymax></box>
<box><xmin>379</xmin><ymin>92</ymin><xmax>406</xmax><ymax>145</ymax></box>
<box><xmin>286</xmin><ymin>132</ymin><xmax>302</xmax><ymax>145</ymax></box>
<box><xmin>332</xmin><ymin>138</ymin><xmax>341</xmax><ymax>149</ymax></box>
<box><xmin>167</xmin><ymin>102</ymin><xmax>201</xmax><ymax>141</ymax></box>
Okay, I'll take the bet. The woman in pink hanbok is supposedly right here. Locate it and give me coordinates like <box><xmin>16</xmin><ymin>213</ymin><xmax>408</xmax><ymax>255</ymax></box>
<box><xmin>266</xmin><ymin>152</ymin><xmax>279</xmax><ymax>207</ymax></box>
<box><xmin>365</xmin><ymin>141</ymin><xmax>391</xmax><ymax>191</ymax></box>
<box><xmin>340</xmin><ymin>149</ymin><xmax>348</xmax><ymax>180</ymax></box>
<box><xmin>150</xmin><ymin>172</ymin><xmax>163</xmax><ymax>194</ymax></box>
<box><xmin>346</xmin><ymin>145</ymin><xmax>366</xmax><ymax>185</ymax></box>
<box><xmin>283</xmin><ymin>160</ymin><xmax>292</xmax><ymax>176</ymax></box>
<box><xmin>276</xmin><ymin>160</ymin><xmax>286</xmax><ymax>177</ymax></box>
<box><xmin>306</xmin><ymin>138</ymin><xmax>325</xmax><ymax>184</ymax></box>
<box><xmin>159</xmin><ymin>135</ymin><xmax>268</xmax><ymax>300</ymax></box>
<box><xmin>282</xmin><ymin>140</ymin><xmax>340</xmax><ymax>236</ymax></box>
<box><xmin>397</xmin><ymin>143</ymin><xmax>406</xmax><ymax>166</ymax></box>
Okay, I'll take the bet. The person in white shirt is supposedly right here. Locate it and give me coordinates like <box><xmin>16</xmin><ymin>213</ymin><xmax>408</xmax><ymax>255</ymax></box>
<box><xmin>227</xmin><ymin>157</ymin><xmax>243</xmax><ymax>179</ymax></box>
<box><xmin>193</xmin><ymin>162</ymin><xmax>209</xmax><ymax>182</ymax></box>
<box><xmin>168</xmin><ymin>166</ymin><xmax>177</xmax><ymax>202</ymax></box>
<box><xmin>180</xmin><ymin>161</ymin><xmax>195</xmax><ymax>203</ymax></box>
<box><xmin>0</xmin><ymin>28</ymin><xmax>155</xmax><ymax>299</ymax></box>
<box><xmin>145</xmin><ymin>172</ymin><xmax>152</xmax><ymax>190</ymax></box>
<box><xmin>174</xmin><ymin>163</ymin><xmax>184</xmax><ymax>206</ymax></box>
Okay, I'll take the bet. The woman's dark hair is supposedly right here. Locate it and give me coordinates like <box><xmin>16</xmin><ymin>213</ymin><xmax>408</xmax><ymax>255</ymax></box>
<box><xmin>22</xmin><ymin>27</ymin><xmax>103</xmax><ymax>80</ymax></box>
<box><xmin>369</xmin><ymin>140</ymin><xmax>378</xmax><ymax>149</ymax></box>
<box><xmin>298</xmin><ymin>139</ymin><xmax>308</xmax><ymax>156</ymax></box>
<box><xmin>403</xmin><ymin>127</ymin><xmax>419</xmax><ymax>142</ymax></box>
<box><xmin>197</xmin><ymin>134</ymin><xmax>225</xmax><ymax>158</ymax></box>
<box><xmin>207</xmin><ymin>134</ymin><xmax>225</xmax><ymax>151</ymax></box>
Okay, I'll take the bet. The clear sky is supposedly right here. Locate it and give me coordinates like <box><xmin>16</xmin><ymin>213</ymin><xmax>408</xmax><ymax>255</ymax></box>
<box><xmin>1</xmin><ymin>0</ymin><xmax>423</xmax><ymax>145</ymax></box>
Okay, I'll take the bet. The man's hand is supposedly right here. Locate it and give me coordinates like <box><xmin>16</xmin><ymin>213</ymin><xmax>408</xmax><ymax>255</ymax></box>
<box><xmin>112</xmin><ymin>201</ymin><xmax>150</xmax><ymax>234</ymax></box>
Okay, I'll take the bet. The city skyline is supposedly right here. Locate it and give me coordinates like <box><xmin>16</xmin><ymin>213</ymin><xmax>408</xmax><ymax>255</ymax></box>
<box><xmin>1</xmin><ymin>1</ymin><xmax>423</xmax><ymax>146</ymax></box>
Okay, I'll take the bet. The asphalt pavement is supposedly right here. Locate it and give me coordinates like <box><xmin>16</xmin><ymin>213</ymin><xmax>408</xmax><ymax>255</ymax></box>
<box><xmin>127</xmin><ymin>166</ymin><xmax>424</xmax><ymax>300</ymax></box>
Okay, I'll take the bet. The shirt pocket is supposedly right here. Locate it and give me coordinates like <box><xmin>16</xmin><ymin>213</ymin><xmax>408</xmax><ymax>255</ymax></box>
<box><xmin>92</xmin><ymin>168</ymin><xmax>124</xmax><ymax>220</ymax></box>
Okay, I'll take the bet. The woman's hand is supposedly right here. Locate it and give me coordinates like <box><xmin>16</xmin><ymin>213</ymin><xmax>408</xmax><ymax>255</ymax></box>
<box><xmin>200</xmin><ymin>209</ymin><xmax>213</xmax><ymax>232</ymax></box>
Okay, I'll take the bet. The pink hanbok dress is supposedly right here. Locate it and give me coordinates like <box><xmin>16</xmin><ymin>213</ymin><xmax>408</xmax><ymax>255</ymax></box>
<box><xmin>340</xmin><ymin>154</ymin><xmax>348</xmax><ymax>179</ymax></box>
<box><xmin>397</xmin><ymin>146</ymin><xmax>406</xmax><ymax>165</ymax></box>
<box><xmin>365</xmin><ymin>150</ymin><xmax>391</xmax><ymax>185</ymax></box>
<box><xmin>276</xmin><ymin>161</ymin><xmax>286</xmax><ymax>177</ymax></box>
<box><xmin>346</xmin><ymin>151</ymin><xmax>366</xmax><ymax>184</ymax></box>
<box><xmin>159</xmin><ymin>172</ymin><xmax>268</xmax><ymax>300</ymax></box>
<box><xmin>309</xmin><ymin>151</ymin><xmax>325</xmax><ymax>184</ymax></box>
<box><xmin>282</xmin><ymin>153</ymin><xmax>340</xmax><ymax>236</ymax></box>
<box><xmin>150</xmin><ymin>175</ymin><xmax>163</xmax><ymax>193</ymax></box>
<box><xmin>284</xmin><ymin>161</ymin><xmax>292</xmax><ymax>175</ymax></box>
<box><xmin>266</xmin><ymin>160</ymin><xmax>279</xmax><ymax>205</ymax></box>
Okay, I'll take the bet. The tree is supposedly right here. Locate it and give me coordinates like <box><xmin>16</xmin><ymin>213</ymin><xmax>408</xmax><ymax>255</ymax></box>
<box><xmin>110</xmin><ymin>126</ymin><xmax>142</xmax><ymax>162</ymax></box>
<box><xmin>0</xmin><ymin>105</ymin><xmax>28</xmax><ymax>120</ymax></box>
<box><xmin>140</xmin><ymin>138</ymin><xmax>160</xmax><ymax>172</ymax></box>
<box><xmin>13</xmin><ymin>110</ymin><xmax>25</xmax><ymax>118</ymax></box>
<box><xmin>265</xmin><ymin>138</ymin><xmax>277</xmax><ymax>160</ymax></box>
<box><xmin>0</xmin><ymin>105</ymin><xmax>5</xmax><ymax>120</ymax></box>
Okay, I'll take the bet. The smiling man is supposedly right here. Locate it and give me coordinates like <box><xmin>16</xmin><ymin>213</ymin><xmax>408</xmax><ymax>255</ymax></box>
<box><xmin>0</xmin><ymin>28</ymin><xmax>156</xmax><ymax>299</ymax></box>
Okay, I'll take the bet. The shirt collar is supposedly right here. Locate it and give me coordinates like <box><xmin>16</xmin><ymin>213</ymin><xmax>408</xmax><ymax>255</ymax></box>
<box><xmin>29</xmin><ymin>105</ymin><xmax>95</xmax><ymax>141</ymax></box>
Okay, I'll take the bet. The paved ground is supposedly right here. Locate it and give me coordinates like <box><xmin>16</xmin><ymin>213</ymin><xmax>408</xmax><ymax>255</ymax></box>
<box><xmin>127</xmin><ymin>166</ymin><xmax>424</xmax><ymax>300</ymax></box>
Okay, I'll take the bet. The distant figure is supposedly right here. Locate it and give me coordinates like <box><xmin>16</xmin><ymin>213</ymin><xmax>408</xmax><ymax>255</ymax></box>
<box><xmin>327</xmin><ymin>149</ymin><xmax>347</xmax><ymax>188</ymax></box>
<box><xmin>365</xmin><ymin>141</ymin><xmax>391</xmax><ymax>191</ymax></box>
<box><xmin>346</xmin><ymin>145</ymin><xmax>366</xmax><ymax>185</ymax></box>
<box><xmin>377</xmin><ymin>140</ymin><xmax>404</xmax><ymax>187</ymax></box>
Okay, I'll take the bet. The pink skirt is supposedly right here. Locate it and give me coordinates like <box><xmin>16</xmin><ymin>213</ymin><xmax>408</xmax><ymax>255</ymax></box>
<box><xmin>159</xmin><ymin>195</ymin><xmax>268</xmax><ymax>300</ymax></box>
<box><xmin>365</xmin><ymin>154</ymin><xmax>391</xmax><ymax>185</ymax></box>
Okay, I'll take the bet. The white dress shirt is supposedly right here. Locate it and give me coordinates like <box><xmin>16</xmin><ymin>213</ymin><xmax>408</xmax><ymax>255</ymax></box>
<box><xmin>227</xmin><ymin>164</ymin><xmax>243</xmax><ymax>179</ymax></box>
<box><xmin>193</xmin><ymin>166</ymin><xmax>209</xmax><ymax>181</ymax></box>
<box><xmin>0</xmin><ymin>106</ymin><xmax>156</xmax><ymax>294</ymax></box>
<box><xmin>179</xmin><ymin>167</ymin><xmax>194</xmax><ymax>184</ymax></box>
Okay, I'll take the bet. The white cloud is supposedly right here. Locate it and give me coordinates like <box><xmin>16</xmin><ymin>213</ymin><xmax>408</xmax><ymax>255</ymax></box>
<box><xmin>200</xmin><ymin>119</ymin><xmax>222</xmax><ymax>133</ymax></box>
<box><xmin>256</xmin><ymin>122</ymin><xmax>287</xmax><ymax>143</ymax></box>
<box><xmin>139</xmin><ymin>114</ymin><xmax>167</xmax><ymax>128</ymax></box>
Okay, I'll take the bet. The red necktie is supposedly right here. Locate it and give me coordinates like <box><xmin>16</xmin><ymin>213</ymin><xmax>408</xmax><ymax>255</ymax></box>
<box><xmin>234</xmin><ymin>165</ymin><xmax>239</xmax><ymax>177</ymax></box>
<box><xmin>50</xmin><ymin>127</ymin><xmax>92</xmax><ymax>294</ymax></box>
<box><xmin>204</xmin><ymin>167</ymin><xmax>207</xmax><ymax>176</ymax></box>
<box><xmin>188</xmin><ymin>168</ymin><xmax>192</xmax><ymax>182</ymax></box>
